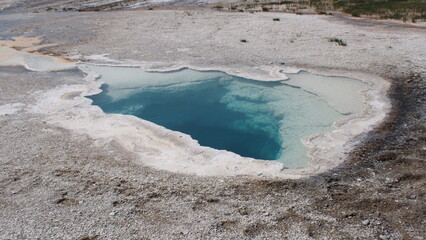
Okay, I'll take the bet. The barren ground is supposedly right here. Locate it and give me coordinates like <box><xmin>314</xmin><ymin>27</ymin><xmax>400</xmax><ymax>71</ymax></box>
<box><xmin>0</xmin><ymin>6</ymin><xmax>425</xmax><ymax>240</ymax></box>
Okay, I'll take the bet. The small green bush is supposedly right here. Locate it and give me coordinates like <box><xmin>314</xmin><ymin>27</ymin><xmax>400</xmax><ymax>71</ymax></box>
<box><xmin>262</xmin><ymin>6</ymin><xmax>270</xmax><ymax>11</ymax></box>
<box><xmin>328</xmin><ymin>38</ymin><xmax>347</xmax><ymax>46</ymax></box>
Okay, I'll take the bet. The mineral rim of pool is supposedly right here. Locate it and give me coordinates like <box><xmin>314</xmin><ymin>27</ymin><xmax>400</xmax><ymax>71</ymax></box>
<box><xmin>87</xmin><ymin>65</ymin><xmax>366</xmax><ymax>168</ymax></box>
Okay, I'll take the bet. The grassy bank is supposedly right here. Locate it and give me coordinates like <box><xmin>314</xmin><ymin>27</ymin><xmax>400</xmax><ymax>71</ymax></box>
<box><xmin>218</xmin><ymin>0</ymin><xmax>426</xmax><ymax>22</ymax></box>
<box><xmin>314</xmin><ymin>0</ymin><xmax>426</xmax><ymax>22</ymax></box>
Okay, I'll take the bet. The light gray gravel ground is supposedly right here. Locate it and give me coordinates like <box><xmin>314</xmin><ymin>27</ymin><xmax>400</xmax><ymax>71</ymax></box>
<box><xmin>54</xmin><ymin>10</ymin><xmax>425</xmax><ymax>79</ymax></box>
<box><xmin>0</xmin><ymin>8</ymin><xmax>425</xmax><ymax>240</ymax></box>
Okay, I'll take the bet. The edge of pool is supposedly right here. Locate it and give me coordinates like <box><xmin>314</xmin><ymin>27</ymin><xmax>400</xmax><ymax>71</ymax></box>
<box><xmin>28</xmin><ymin>57</ymin><xmax>391</xmax><ymax>179</ymax></box>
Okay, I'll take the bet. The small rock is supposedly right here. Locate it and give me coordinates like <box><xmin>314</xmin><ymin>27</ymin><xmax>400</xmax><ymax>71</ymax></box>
<box><xmin>109</xmin><ymin>211</ymin><xmax>117</xmax><ymax>216</ymax></box>
<box><xmin>238</xmin><ymin>208</ymin><xmax>249</xmax><ymax>215</ymax></box>
<box><xmin>379</xmin><ymin>234</ymin><xmax>389</xmax><ymax>240</ymax></box>
<box><xmin>206</xmin><ymin>198</ymin><xmax>219</xmax><ymax>203</ymax></box>
<box><xmin>345</xmin><ymin>212</ymin><xmax>357</xmax><ymax>218</ymax></box>
<box><xmin>362</xmin><ymin>219</ymin><xmax>370</xmax><ymax>225</ymax></box>
<box><xmin>407</xmin><ymin>194</ymin><xmax>417</xmax><ymax>200</ymax></box>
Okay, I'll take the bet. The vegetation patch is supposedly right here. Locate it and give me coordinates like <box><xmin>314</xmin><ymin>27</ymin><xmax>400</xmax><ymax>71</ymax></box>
<box><xmin>314</xmin><ymin>0</ymin><xmax>426</xmax><ymax>22</ymax></box>
<box><xmin>328</xmin><ymin>37</ymin><xmax>347</xmax><ymax>46</ymax></box>
<box><xmin>217</xmin><ymin>0</ymin><xmax>426</xmax><ymax>22</ymax></box>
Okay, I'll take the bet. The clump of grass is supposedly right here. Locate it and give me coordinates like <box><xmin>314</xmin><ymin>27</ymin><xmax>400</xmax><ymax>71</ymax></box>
<box><xmin>240</xmin><ymin>39</ymin><xmax>248</xmax><ymax>43</ymax></box>
<box><xmin>213</xmin><ymin>0</ymin><xmax>425</xmax><ymax>21</ymax></box>
<box><xmin>212</xmin><ymin>5</ymin><xmax>223</xmax><ymax>10</ymax></box>
<box><xmin>328</xmin><ymin>37</ymin><xmax>347</xmax><ymax>46</ymax></box>
<box><xmin>273</xmin><ymin>18</ymin><xmax>281</xmax><ymax>21</ymax></box>
<box><xmin>314</xmin><ymin>0</ymin><xmax>426</xmax><ymax>21</ymax></box>
<box><xmin>262</xmin><ymin>6</ymin><xmax>270</xmax><ymax>11</ymax></box>
<box><xmin>184</xmin><ymin>11</ymin><xmax>193</xmax><ymax>16</ymax></box>
<box><xmin>351</xmin><ymin>11</ymin><xmax>361</xmax><ymax>17</ymax></box>
<box><xmin>230</xmin><ymin>5</ymin><xmax>238</xmax><ymax>10</ymax></box>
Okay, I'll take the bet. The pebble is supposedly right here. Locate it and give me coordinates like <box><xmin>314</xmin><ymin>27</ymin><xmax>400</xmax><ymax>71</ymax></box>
<box><xmin>109</xmin><ymin>211</ymin><xmax>117</xmax><ymax>216</ymax></box>
<box><xmin>238</xmin><ymin>208</ymin><xmax>249</xmax><ymax>215</ymax></box>
<box><xmin>362</xmin><ymin>219</ymin><xmax>370</xmax><ymax>225</ymax></box>
<box><xmin>263</xmin><ymin>211</ymin><xmax>271</xmax><ymax>216</ymax></box>
<box><xmin>379</xmin><ymin>234</ymin><xmax>390</xmax><ymax>240</ymax></box>
<box><xmin>407</xmin><ymin>194</ymin><xmax>417</xmax><ymax>200</ymax></box>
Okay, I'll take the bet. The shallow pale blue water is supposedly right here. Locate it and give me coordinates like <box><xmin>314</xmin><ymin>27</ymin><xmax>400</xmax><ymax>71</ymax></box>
<box><xmin>87</xmin><ymin>65</ymin><xmax>365</xmax><ymax>168</ymax></box>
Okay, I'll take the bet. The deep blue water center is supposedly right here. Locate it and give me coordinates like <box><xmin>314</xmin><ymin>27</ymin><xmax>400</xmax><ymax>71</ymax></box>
<box><xmin>90</xmin><ymin>76</ymin><xmax>283</xmax><ymax>160</ymax></box>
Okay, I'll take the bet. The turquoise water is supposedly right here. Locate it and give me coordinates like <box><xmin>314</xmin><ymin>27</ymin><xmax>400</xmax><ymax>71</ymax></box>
<box><xmin>87</xmin><ymin>65</ymin><xmax>365</xmax><ymax>168</ymax></box>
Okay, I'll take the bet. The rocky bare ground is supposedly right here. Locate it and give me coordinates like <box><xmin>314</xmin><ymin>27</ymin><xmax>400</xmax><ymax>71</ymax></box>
<box><xmin>0</xmin><ymin>7</ymin><xmax>425</xmax><ymax>240</ymax></box>
<box><xmin>0</xmin><ymin>67</ymin><xmax>424</xmax><ymax>239</ymax></box>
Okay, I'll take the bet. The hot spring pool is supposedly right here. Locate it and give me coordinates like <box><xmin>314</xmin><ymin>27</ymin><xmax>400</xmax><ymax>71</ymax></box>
<box><xmin>87</xmin><ymin>65</ymin><xmax>365</xmax><ymax>168</ymax></box>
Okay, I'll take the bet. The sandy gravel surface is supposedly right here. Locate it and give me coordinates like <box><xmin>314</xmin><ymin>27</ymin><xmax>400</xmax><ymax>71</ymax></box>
<box><xmin>57</xmin><ymin>10</ymin><xmax>425</xmax><ymax>77</ymax></box>
<box><xmin>0</xmin><ymin>9</ymin><xmax>425</xmax><ymax>239</ymax></box>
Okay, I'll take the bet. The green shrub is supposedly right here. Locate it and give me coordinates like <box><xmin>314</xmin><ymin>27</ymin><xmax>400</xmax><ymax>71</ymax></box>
<box><xmin>328</xmin><ymin>38</ymin><xmax>347</xmax><ymax>46</ymax></box>
<box><xmin>262</xmin><ymin>6</ymin><xmax>270</xmax><ymax>11</ymax></box>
